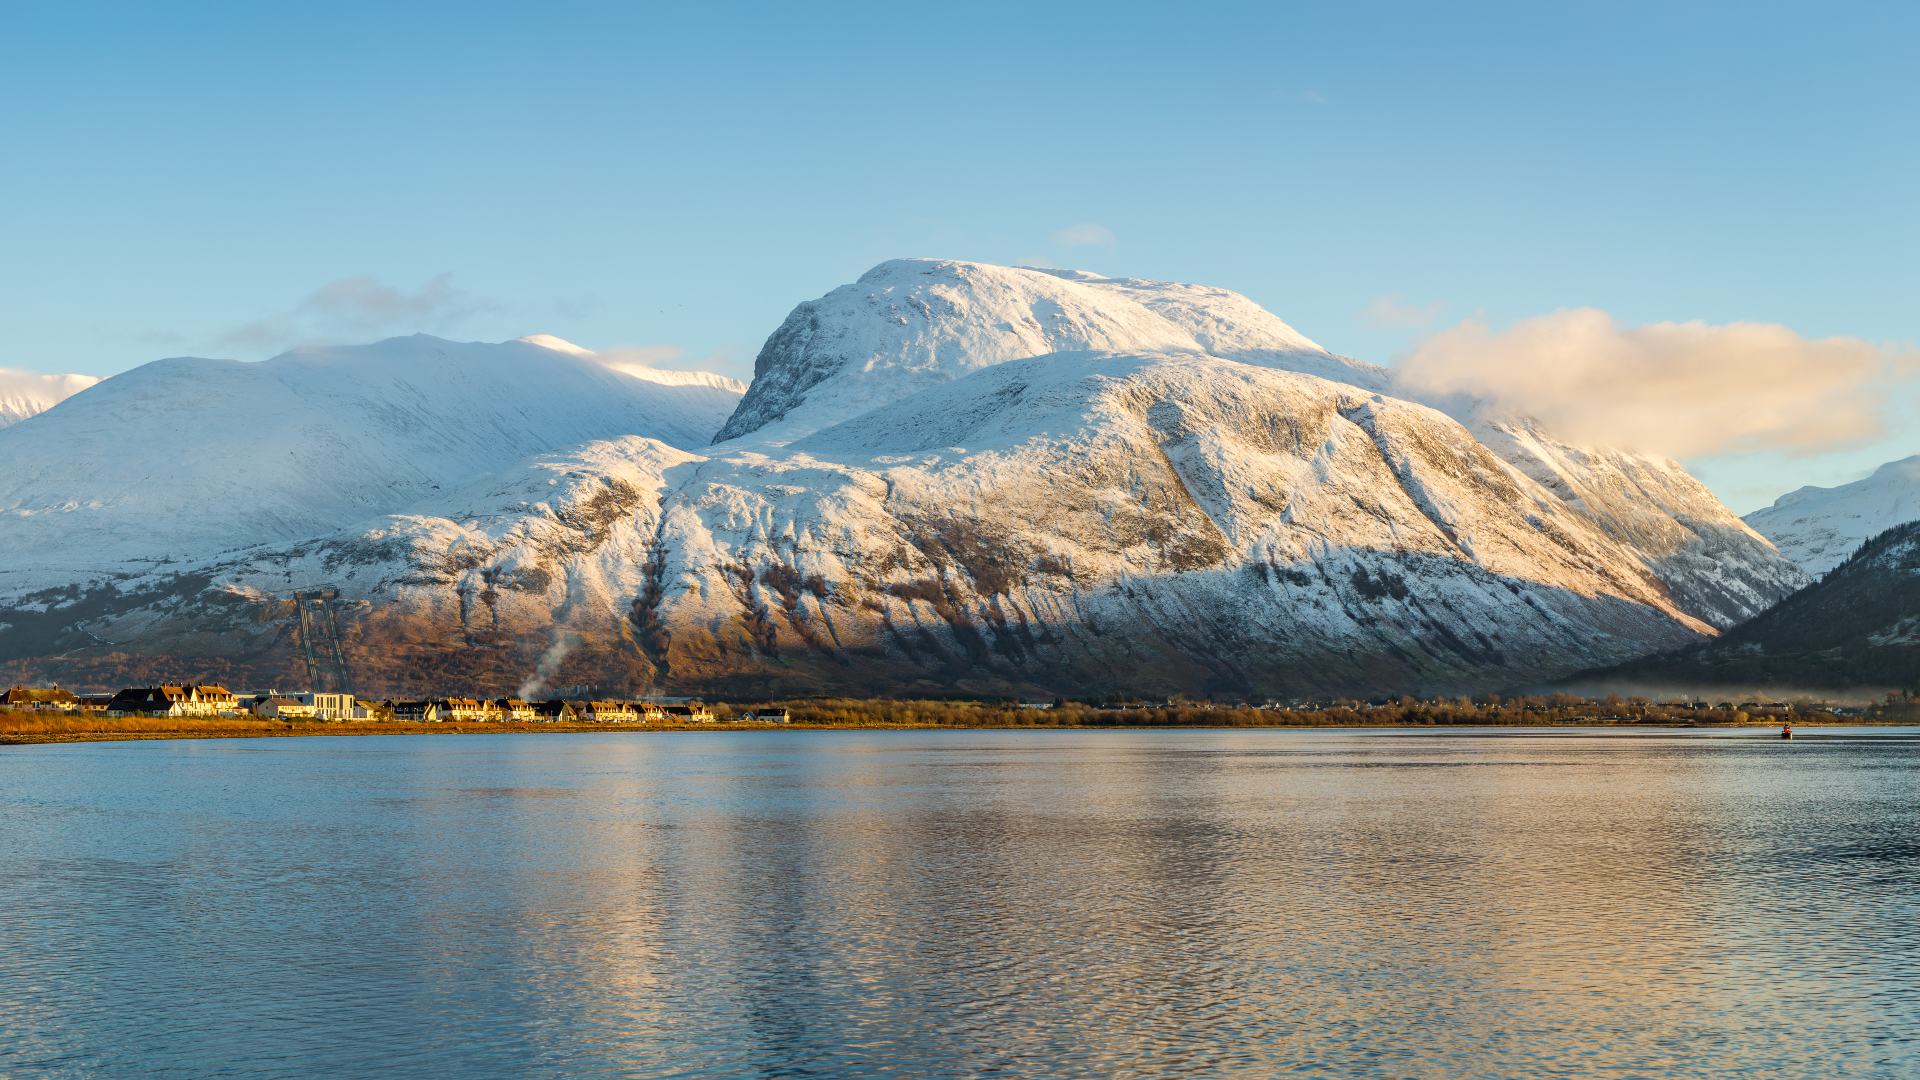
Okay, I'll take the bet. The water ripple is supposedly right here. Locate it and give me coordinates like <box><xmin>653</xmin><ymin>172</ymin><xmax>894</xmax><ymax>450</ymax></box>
<box><xmin>0</xmin><ymin>728</ymin><xmax>1915</xmax><ymax>1077</ymax></box>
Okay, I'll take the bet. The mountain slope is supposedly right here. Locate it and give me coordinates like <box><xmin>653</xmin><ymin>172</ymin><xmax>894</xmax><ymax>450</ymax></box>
<box><xmin>0</xmin><ymin>334</ymin><xmax>741</xmax><ymax>595</ymax></box>
<box><xmin>1745</xmin><ymin>455</ymin><xmax>1920</xmax><ymax>575</ymax></box>
<box><xmin>0</xmin><ymin>368</ymin><xmax>101</xmax><ymax>428</ymax></box>
<box><xmin>1459</xmin><ymin>414</ymin><xmax>1807</xmax><ymax>625</ymax></box>
<box><xmin>1588</xmin><ymin>521</ymin><xmax>1920</xmax><ymax>695</ymax></box>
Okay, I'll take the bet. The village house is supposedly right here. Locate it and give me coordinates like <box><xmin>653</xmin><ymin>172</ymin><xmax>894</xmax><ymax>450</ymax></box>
<box><xmin>194</xmin><ymin>684</ymin><xmax>238</xmax><ymax>711</ymax></box>
<box><xmin>309</xmin><ymin>692</ymin><xmax>363</xmax><ymax>721</ymax></box>
<box><xmin>531</xmin><ymin>699</ymin><xmax>582</xmax><ymax>723</ymax></box>
<box><xmin>105</xmin><ymin>686</ymin><xmax>185</xmax><ymax>717</ymax></box>
<box><xmin>733</xmin><ymin>707</ymin><xmax>791</xmax><ymax>724</ymax></box>
<box><xmin>104</xmin><ymin>684</ymin><xmax>243</xmax><ymax>717</ymax></box>
<box><xmin>388</xmin><ymin>700</ymin><xmax>442</xmax><ymax>722</ymax></box>
<box><xmin>441</xmin><ymin>697</ymin><xmax>497</xmax><ymax>722</ymax></box>
<box><xmin>252</xmin><ymin>696</ymin><xmax>317</xmax><ymax>720</ymax></box>
<box><xmin>494</xmin><ymin>698</ymin><xmax>537</xmax><ymax>722</ymax></box>
<box><xmin>3</xmin><ymin>686</ymin><xmax>81</xmax><ymax>712</ymax></box>
<box><xmin>579</xmin><ymin>699</ymin><xmax>639</xmax><ymax>723</ymax></box>
<box><xmin>192</xmin><ymin>685</ymin><xmax>241</xmax><ymax>713</ymax></box>
<box><xmin>661</xmin><ymin>703</ymin><xmax>716</xmax><ymax>723</ymax></box>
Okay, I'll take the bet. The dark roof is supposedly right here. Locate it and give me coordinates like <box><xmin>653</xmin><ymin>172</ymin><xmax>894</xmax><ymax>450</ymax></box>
<box><xmin>105</xmin><ymin>688</ymin><xmax>177</xmax><ymax>712</ymax></box>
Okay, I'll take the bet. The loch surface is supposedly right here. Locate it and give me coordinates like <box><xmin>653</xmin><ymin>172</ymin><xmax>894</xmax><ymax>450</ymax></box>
<box><xmin>3</xmin><ymin>728</ymin><xmax>1917</xmax><ymax>1077</ymax></box>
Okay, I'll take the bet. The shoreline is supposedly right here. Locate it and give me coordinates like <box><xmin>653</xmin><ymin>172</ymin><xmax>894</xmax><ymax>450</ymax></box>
<box><xmin>3</xmin><ymin>717</ymin><xmax>1903</xmax><ymax>747</ymax></box>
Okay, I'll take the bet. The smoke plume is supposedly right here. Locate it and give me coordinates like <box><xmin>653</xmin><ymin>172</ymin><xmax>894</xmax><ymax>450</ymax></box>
<box><xmin>518</xmin><ymin>630</ymin><xmax>581</xmax><ymax>699</ymax></box>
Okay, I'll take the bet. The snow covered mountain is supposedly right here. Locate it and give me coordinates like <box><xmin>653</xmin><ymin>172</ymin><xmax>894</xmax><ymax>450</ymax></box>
<box><xmin>0</xmin><ymin>261</ymin><xmax>1806</xmax><ymax>698</ymax></box>
<box><xmin>714</xmin><ymin>259</ymin><xmax>1797</xmax><ymax>626</ymax></box>
<box><xmin>0</xmin><ymin>334</ymin><xmax>742</xmax><ymax>595</ymax></box>
<box><xmin>0</xmin><ymin>368</ymin><xmax>100</xmax><ymax>428</ymax></box>
<box><xmin>1744</xmin><ymin>455</ymin><xmax>1920</xmax><ymax>575</ymax></box>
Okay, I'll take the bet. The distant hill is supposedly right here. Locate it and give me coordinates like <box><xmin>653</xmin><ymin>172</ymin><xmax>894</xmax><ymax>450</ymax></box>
<box><xmin>1745</xmin><ymin>455</ymin><xmax>1920</xmax><ymax>575</ymax></box>
<box><xmin>1579</xmin><ymin>520</ymin><xmax>1920</xmax><ymax>697</ymax></box>
<box><xmin>0</xmin><ymin>334</ymin><xmax>743</xmax><ymax>596</ymax></box>
<box><xmin>0</xmin><ymin>368</ymin><xmax>99</xmax><ymax>428</ymax></box>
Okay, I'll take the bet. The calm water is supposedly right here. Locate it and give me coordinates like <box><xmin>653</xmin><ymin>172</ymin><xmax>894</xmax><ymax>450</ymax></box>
<box><xmin>2</xmin><ymin>728</ymin><xmax>1917</xmax><ymax>1078</ymax></box>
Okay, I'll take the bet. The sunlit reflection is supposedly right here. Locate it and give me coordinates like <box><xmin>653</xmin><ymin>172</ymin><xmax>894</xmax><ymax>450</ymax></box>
<box><xmin>0</xmin><ymin>729</ymin><xmax>1915</xmax><ymax>1076</ymax></box>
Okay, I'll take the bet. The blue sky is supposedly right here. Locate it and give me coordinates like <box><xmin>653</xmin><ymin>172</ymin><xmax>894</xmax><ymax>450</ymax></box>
<box><xmin>3</xmin><ymin>2</ymin><xmax>1913</xmax><ymax>510</ymax></box>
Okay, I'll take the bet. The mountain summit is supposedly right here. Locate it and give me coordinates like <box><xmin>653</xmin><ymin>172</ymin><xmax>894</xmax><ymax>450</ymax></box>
<box><xmin>715</xmin><ymin>258</ymin><xmax>1373</xmax><ymax>444</ymax></box>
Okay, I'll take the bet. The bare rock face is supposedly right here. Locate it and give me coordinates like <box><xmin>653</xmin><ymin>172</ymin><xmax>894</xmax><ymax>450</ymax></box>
<box><xmin>0</xmin><ymin>263</ymin><xmax>1806</xmax><ymax>698</ymax></box>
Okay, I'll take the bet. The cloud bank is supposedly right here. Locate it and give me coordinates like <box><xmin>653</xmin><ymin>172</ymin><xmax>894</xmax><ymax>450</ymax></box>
<box><xmin>0</xmin><ymin>368</ymin><xmax>101</xmax><ymax>399</ymax></box>
<box><xmin>1363</xmin><ymin>294</ymin><xmax>1446</xmax><ymax>330</ymax></box>
<box><xmin>597</xmin><ymin>344</ymin><xmax>691</xmax><ymax>372</ymax></box>
<box><xmin>1051</xmin><ymin>223</ymin><xmax>1117</xmax><ymax>250</ymax></box>
<box><xmin>219</xmin><ymin>273</ymin><xmax>490</xmax><ymax>353</ymax></box>
<box><xmin>1393</xmin><ymin>308</ymin><xmax>1914</xmax><ymax>458</ymax></box>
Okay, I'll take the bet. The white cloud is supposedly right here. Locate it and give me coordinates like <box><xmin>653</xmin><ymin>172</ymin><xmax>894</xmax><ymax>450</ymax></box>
<box><xmin>1393</xmin><ymin>308</ymin><xmax>1915</xmax><ymax>458</ymax></box>
<box><xmin>218</xmin><ymin>273</ymin><xmax>490</xmax><ymax>353</ymax></box>
<box><xmin>1051</xmin><ymin>223</ymin><xmax>1117</xmax><ymax>250</ymax></box>
<box><xmin>594</xmin><ymin>344</ymin><xmax>747</xmax><ymax>393</ymax></box>
<box><xmin>597</xmin><ymin>344</ymin><xmax>688</xmax><ymax>372</ymax></box>
<box><xmin>0</xmin><ymin>367</ymin><xmax>100</xmax><ymax>396</ymax></box>
<box><xmin>1363</xmin><ymin>294</ymin><xmax>1447</xmax><ymax>330</ymax></box>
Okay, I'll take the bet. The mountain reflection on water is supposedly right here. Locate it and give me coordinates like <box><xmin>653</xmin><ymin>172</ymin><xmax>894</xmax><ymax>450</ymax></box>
<box><xmin>2</xmin><ymin>728</ymin><xmax>1916</xmax><ymax>1077</ymax></box>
